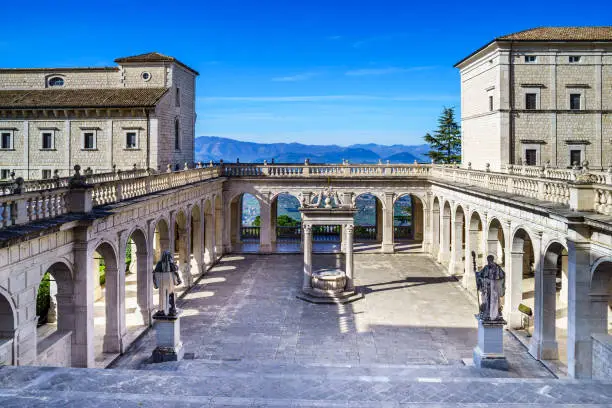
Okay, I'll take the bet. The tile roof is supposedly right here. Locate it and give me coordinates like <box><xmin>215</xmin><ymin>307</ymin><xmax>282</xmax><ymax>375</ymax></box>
<box><xmin>0</xmin><ymin>88</ymin><xmax>169</xmax><ymax>109</ymax></box>
<box><xmin>455</xmin><ymin>26</ymin><xmax>612</xmax><ymax>67</ymax></box>
<box><xmin>497</xmin><ymin>26</ymin><xmax>612</xmax><ymax>41</ymax></box>
<box><xmin>114</xmin><ymin>52</ymin><xmax>199</xmax><ymax>75</ymax></box>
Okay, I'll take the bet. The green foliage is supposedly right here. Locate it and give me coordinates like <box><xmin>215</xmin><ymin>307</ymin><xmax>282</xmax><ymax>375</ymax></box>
<box><xmin>424</xmin><ymin>107</ymin><xmax>461</xmax><ymax>164</ymax></box>
<box><xmin>277</xmin><ymin>215</ymin><xmax>299</xmax><ymax>227</ymax></box>
<box><xmin>36</xmin><ymin>272</ymin><xmax>51</xmax><ymax>324</ymax></box>
<box><xmin>252</xmin><ymin>215</ymin><xmax>261</xmax><ymax>227</ymax></box>
<box><xmin>125</xmin><ymin>240</ymin><xmax>133</xmax><ymax>274</ymax></box>
<box><xmin>99</xmin><ymin>259</ymin><xmax>106</xmax><ymax>286</ymax></box>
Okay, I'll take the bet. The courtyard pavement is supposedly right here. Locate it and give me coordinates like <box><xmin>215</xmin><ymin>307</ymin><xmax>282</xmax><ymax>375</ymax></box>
<box><xmin>113</xmin><ymin>253</ymin><xmax>550</xmax><ymax>378</ymax></box>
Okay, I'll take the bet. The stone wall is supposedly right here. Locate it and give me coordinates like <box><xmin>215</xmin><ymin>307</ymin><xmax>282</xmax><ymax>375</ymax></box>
<box><xmin>458</xmin><ymin>42</ymin><xmax>612</xmax><ymax>170</ymax></box>
<box><xmin>592</xmin><ymin>334</ymin><xmax>612</xmax><ymax>380</ymax></box>
<box><xmin>36</xmin><ymin>331</ymin><xmax>72</xmax><ymax>367</ymax></box>
<box><xmin>0</xmin><ymin>69</ymin><xmax>121</xmax><ymax>90</ymax></box>
<box><xmin>0</xmin><ymin>339</ymin><xmax>13</xmax><ymax>365</ymax></box>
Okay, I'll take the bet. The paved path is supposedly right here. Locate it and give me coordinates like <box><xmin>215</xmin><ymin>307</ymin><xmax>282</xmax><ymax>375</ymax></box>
<box><xmin>4</xmin><ymin>253</ymin><xmax>610</xmax><ymax>407</ymax></box>
<box><xmin>114</xmin><ymin>253</ymin><xmax>549</xmax><ymax>377</ymax></box>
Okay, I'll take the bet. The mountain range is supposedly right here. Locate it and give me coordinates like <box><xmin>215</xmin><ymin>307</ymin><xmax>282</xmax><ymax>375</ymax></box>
<box><xmin>194</xmin><ymin>136</ymin><xmax>430</xmax><ymax>164</ymax></box>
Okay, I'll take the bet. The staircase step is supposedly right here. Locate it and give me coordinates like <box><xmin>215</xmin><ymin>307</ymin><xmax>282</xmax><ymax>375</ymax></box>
<box><xmin>0</xmin><ymin>365</ymin><xmax>611</xmax><ymax>407</ymax></box>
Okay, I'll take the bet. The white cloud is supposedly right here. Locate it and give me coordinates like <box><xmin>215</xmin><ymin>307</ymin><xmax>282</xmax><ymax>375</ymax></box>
<box><xmin>199</xmin><ymin>94</ymin><xmax>456</xmax><ymax>103</ymax></box>
<box><xmin>345</xmin><ymin>66</ymin><xmax>436</xmax><ymax>76</ymax></box>
<box><xmin>271</xmin><ymin>72</ymin><xmax>317</xmax><ymax>82</ymax></box>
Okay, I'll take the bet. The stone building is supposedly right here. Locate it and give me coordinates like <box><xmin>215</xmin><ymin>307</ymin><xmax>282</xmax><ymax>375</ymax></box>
<box><xmin>456</xmin><ymin>27</ymin><xmax>612</xmax><ymax>171</ymax></box>
<box><xmin>0</xmin><ymin>52</ymin><xmax>198</xmax><ymax>180</ymax></box>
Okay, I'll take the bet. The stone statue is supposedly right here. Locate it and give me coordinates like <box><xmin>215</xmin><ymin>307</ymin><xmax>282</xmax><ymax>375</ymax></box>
<box><xmin>475</xmin><ymin>255</ymin><xmax>506</xmax><ymax>320</ymax></box>
<box><xmin>153</xmin><ymin>250</ymin><xmax>182</xmax><ymax>316</ymax></box>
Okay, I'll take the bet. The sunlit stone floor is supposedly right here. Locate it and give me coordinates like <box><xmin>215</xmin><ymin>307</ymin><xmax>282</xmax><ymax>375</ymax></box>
<box><xmin>113</xmin><ymin>253</ymin><xmax>550</xmax><ymax>378</ymax></box>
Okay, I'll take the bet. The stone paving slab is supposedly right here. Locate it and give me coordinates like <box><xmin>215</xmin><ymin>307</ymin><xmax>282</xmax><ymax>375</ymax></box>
<box><xmin>0</xmin><ymin>365</ymin><xmax>611</xmax><ymax>407</ymax></box>
<box><xmin>112</xmin><ymin>253</ymin><xmax>552</xmax><ymax>379</ymax></box>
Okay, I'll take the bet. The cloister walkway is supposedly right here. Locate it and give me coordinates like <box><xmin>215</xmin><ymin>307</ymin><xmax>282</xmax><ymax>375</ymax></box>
<box><xmin>113</xmin><ymin>253</ymin><xmax>549</xmax><ymax>377</ymax></box>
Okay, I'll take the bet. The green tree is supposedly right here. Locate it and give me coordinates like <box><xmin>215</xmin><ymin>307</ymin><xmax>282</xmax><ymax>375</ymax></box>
<box><xmin>252</xmin><ymin>215</ymin><xmax>261</xmax><ymax>227</ymax></box>
<box><xmin>277</xmin><ymin>215</ymin><xmax>299</xmax><ymax>227</ymax></box>
<box><xmin>424</xmin><ymin>107</ymin><xmax>461</xmax><ymax>164</ymax></box>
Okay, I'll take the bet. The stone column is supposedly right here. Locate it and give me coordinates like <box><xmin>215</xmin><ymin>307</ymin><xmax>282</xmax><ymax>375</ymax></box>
<box><xmin>182</xmin><ymin>211</ymin><xmax>193</xmax><ymax>287</ymax></box>
<box><xmin>422</xmin><ymin>194</ymin><xmax>432</xmax><ymax>253</ymax></box>
<box><xmin>340</xmin><ymin>224</ymin><xmax>347</xmax><ymax>253</ymax></box>
<box><xmin>103</xmin><ymin>233</ymin><xmax>127</xmax><ymax>354</ymax></box>
<box><xmin>449</xmin><ymin>210</ymin><xmax>463</xmax><ymax>274</ymax></box>
<box><xmin>271</xmin><ymin>201</ymin><xmax>277</xmax><ymax>244</ymax></box>
<box><xmin>566</xmin><ymin>230</ymin><xmax>594</xmax><ymax>378</ymax></box>
<box><xmin>345</xmin><ymin>224</ymin><xmax>355</xmax><ymax>291</ymax></box>
<box><xmin>204</xmin><ymin>207</ymin><xmax>214</xmax><ymax>267</ymax></box>
<box><xmin>381</xmin><ymin>192</ymin><xmax>395</xmax><ymax>253</ymax></box>
<box><xmin>463</xmin><ymin>216</ymin><xmax>477</xmax><ymax>296</ymax></box>
<box><xmin>529</xmin><ymin>232</ymin><xmax>558</xmax><ymax>360</ymax></box>
<box><xmin>438</xmin><ymin>209</ymin><xmax>451</xmax><ymax>265</ymax></box>
<box><xmin>506</xmin><ymin>248</ymin><xmax>525</xmax><ymax>329</ymax></box>
<box><xmin>375</xmin><ymin>199</ymin><xmax>383</xmax><ymax>243</ymax></box>
<box><xmin>503</xmin><ymin>221</ymin><xmax>522</xmax><ymax>329</ymax></box>
<box><xmin>302</xmin><ymin>223</ymin><xmax>313</xmax><ymax>291</ymax></box>
<box><xmin>431</xmin><ymin>205</ymin><xmax>440</xmax><ymax>258</ymax></box>
<box><xmin>259</xmin><ymin>199</ymin><xmax>273</xmax><ymax>253</ymax></box>
<box><xmin>137</xmin><ymin>222</ymin><xmax>154</xmax><ymax>326</ymax></box>
<box><xmin>72</xmin><ymin>227</ymin><xmax>95</xmax><ymax>367</ymax></box>
<box><xmin>413</xmin><ymin>198</ymin><xmax>423</xmax><ymax>241</ymax></box>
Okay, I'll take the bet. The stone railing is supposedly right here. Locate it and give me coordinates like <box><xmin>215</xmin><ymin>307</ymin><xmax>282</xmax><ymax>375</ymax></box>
<box><xmin>0</xmin><ymin>165</ymin><xmax>222</xmax><ymax>231</ymax></box>
<box><xmin>502</xmin><ymin>164</ymin><xmax>612</xmax><ymax>185</ymax></box>
<box><xmin>3</xmin><ymin>161</ymin><xmax>612</xmax><ymax>232</ymax></box>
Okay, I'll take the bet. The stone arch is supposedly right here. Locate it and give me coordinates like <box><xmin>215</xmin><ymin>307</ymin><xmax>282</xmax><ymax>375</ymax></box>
<box><xmin>530</xmin><ymin>240</ymin><xmax>568</xmax><ymax>361</ymax></box>
<box><xmin>507</xmin><ymin>227</ymin><xmax>535</xmax><ymax>329</ymax></box>
<box><xmin>590</xmin><ymin>258</ymin><xmax>611</xmax><ymax>334</ymax></box>
<box><xmin>0</xmin><ymin>288</ymin><xmax>16</xmax><ymax>365</ymax></box>
<box><xmin>450</xmin><ymin>204</ymin><xmax>466</xmax><ymax>275</ymax></box>
<box><xmin>438</xmin><ymin>200</ymin><xmax>452</xmax><ymax>266</ymax></box>
<box><xmin>153</xmin><ymin>217</ymin><xmax>170</xmax><ymax>264</ymax></box>
<box><xmin>432</xmin><ymin>196</ymin><xmax>441</xmax><ymax>258</ymax></box>
<box><xmin>35</xmin><ymin>260</ymin><xmax>76</xmax><ymax>366</ymax></box>
<box><xmin>354</xmin><ymin>192</ymin><xmax>383</xmax><ymax>243</ymax></box>
<box><xmin>393</xmin><ymin>193</ymin><xmax>425</xmax><ymax>246</ymax></box>
<box><xmin>486</xmin><ymin>217</ymin><xmax>505</xmax><ymax>265</ymax></box>
<box><xmin>174</xmin><ymin>209</ymin><xmax>191</xmax><ymax>287</ymax></box>
<box><xmin>190</xmin><ymin>203</ymin><xmax>203</xmax><ymax>277</ymax></box>
<box><xmin>228</xmin><ymin>191</ymin><xmax>262</xmax><ymax>249</ymax></box>
<box><xmin>125</xmin><ymin>227</ymin><xmax>151</xmax><ymax>328</ymax></box>
<box><xmin>271</xmin><ymin>192</ymin><xmax>302</xmax><ymax>244</ymax></box>
<box><xmin>93</xmin><ymin>240</ymin><xmax>123</xmax><ymax>354</ymax></box>
<box><xmin>464</xmin><ymin>210</ymin><xmax>484</xmax><ymax>294</ymax></box>
<box><xmin>203</xmin><ymin>198</ymin><xmax>214</xmax><ymax>265</ymax></box>
<box><xmin>214</xmin><ymin>194</ymin><xmax>223</xmax><ymax>258</ymax></box>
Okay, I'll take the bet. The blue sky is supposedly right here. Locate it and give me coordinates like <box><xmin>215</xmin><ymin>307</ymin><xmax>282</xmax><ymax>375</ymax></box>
<box><xmin>0</xmin><ymin>1</ymin><xmax>609</xmax><ymax>146</ymax></box>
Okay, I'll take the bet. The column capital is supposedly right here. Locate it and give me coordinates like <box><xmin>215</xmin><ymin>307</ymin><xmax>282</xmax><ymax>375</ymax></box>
<box><xmin>303</xmin><ymin>223</ymin><xmax>312</xmax><ymax>234</ymax></box>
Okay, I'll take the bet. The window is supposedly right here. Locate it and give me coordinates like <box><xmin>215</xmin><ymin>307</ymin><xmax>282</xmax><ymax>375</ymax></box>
<box><xmin>1</xmin><ymin>131</ymin><xmax>13</xmax><ymax>149</ymax></box>
<box><xmin>125</xmin><ymin>132</ymin><xmax>138</xmax><ymax>149</ymax></box>
<box><xmin>41</xmin><ymin>131</ymin><xmax>54</xmax><ymax>149</ymax></box>
<box><xmin>174</xmin><ymin>119</ymin><xmax>180</xmax><ymax>150</ymax></box>
<box><xmin>570</xmin><ymin>150</ymin><xmax>582</xmax><ymax>166</ymax></box>
<box><xmin>570</xmin><ymin>93</ymin><xmax>581</xmax><ymax>110</ymax></box>
<box><xmin>525</xmin><ymin>149</ymin><xmax>537</xmax><ymax>166</ymax></box>
<box><xmin>175</xmin><ymin>88</ymin><xmax>180</xmax><ymax>107</ymax></box>
<box><xmin>488</xmin><ymin>95</ymin><xmax>493</xmax><ymax>111</ymax></box>
<box><xmin>569</xmin><ymin>56</ymin><xmax>581</xmax><ymax>63</ymax></box>
<box><xmin>82</xmin><ymin>131</ymin><xmax>96</xmax><ymax>149</ymax></box>
<box><xmin>524</xmin><ymin>55</ymin><xmax>537</xmax><ymax>63</ymax></box>
<box><xmin>525</xmin><ymin>93</ymin><xmax>537</xmax><ymax>110</ymax></box>
<box><xmin>48</xmin><ymin>77</ymin><xmax>64</xmax><ymax>87</ymax></box>
<box><xmin>0</xmin><ymin>169</ymin><xmax>10</xmax><ymax>180</ymax></box>
<box><xmin>42</xmin><ymin>169</ymin><xmax>52</xmax><ymax>179</ymax></box>
<box><xmin>141</xmin><ymin>71</ymin><xmax>151</xmax><ymax>81</ymax></box>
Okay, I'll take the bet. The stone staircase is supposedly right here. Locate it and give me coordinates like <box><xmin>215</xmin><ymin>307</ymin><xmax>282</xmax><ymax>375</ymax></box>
<box><xmin>1</xmin><ymin>360</ymin><xmax>611</xmax><ymax>407</ymax></box>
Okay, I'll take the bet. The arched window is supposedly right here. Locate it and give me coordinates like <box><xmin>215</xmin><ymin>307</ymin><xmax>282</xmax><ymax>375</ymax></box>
<box><xmin>48</xmin><ymin>77</ymin><xmax>64</xmax><ymax>87</ymax></box>
<box><xmin>174</xmin><ymin>118</ymin><xmax>180</xmax><ymax>150</ymax></box>
<box><xmin>175</xmin><ymin>88</ymin><xmax>180</xmax><ymax>107</ymax></box>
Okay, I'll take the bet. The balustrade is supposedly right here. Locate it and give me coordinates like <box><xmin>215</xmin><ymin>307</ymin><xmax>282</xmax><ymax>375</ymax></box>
<box><xmin>355</xmin><ymin>226</ymin><xmax>377</xmax><ymax>241</ymax></box>
<box><xmin>2</xmin><ymin>161</ymin><xmax>612</xmax><ymax>232</ymax></box>
<box><xmin>276</xmin><ymin>225</ymin><xmax>301</xmax><ymax>240</ymax></box>
<box><xmin>240</xmin><ymin>226</ymin><xmax>260</xmax><ymax>241</ymax></box>
<box><xmin>394</xmin><ymin>226</ymin><xmax>412</xmax><ymax>240</ymax></box>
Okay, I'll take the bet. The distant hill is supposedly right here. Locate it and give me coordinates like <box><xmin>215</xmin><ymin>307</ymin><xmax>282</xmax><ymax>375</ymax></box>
<box><xmin>195</xmin><ymin>136</ymin><xmax>429</xmax><ymax>164</ymax></box>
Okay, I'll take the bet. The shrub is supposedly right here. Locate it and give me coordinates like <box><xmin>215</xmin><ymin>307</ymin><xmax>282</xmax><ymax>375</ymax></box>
<box><xmin>36</xmin><ymin>272</ymin><xmax>51</xmax><ymax>325</ymax></box>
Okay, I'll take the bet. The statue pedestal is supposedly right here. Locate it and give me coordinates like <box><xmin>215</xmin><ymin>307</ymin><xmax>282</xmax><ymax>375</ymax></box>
<box><xmin>151</xmin><ymin>312</ymin><xmax>184</xmax><ymax>363</ymax></box>
<box><xmin>473</xmin><ymin>316</ymin><xmax>508</xmax><ymax>370</ymax></box>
